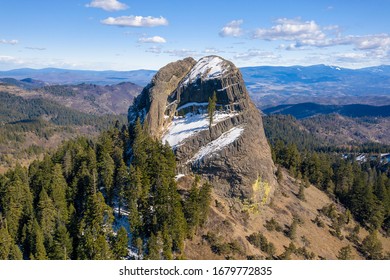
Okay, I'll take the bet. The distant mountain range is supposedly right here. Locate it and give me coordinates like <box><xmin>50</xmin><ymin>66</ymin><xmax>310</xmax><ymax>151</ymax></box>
<box><xmin>0</xmin><ymin>68</ymin><xmax>156</xmax><ymax>87</ymax></box>
<box><xmin>263</xmin><ymin>102</ymin><xmax>390</xmax><ymax>119</ymax></box>
<box><xmin>2</xmin><ymin>64</ymin><xmax>390</xmax><ymax>108</ymax></box>
<box><xmin>240</xmin><ymin>64</ymin><xmax>390</xmax><ymax>108</ymax></box>
<box><xmin>0</xmin><ymin>80</ymin><xmax>142</xmax><ymax>115</ymax></box>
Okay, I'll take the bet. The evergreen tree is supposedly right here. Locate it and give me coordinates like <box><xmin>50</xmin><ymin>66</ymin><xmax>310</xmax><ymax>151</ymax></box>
<box><xmin>30</xmin><ymin>219</ymin><xmax>48</xmax><ymax>260</ymax></box>
<box><xmin>276</xmin><ymin>165</ymin><xmax>283</xmax><ymax>182</ymax></box>
<box><xmin>77</xmin><ymin>192</ymin><xmax>114</xmax><ymax>260</ymax></box>
<box><xmin>207</xmin><ymin>91</ymin><xmax>217</xmax><ymax>127</ymax></box>
<box><xmin>297</xmin><ymin>183</ymin><xmax>306</xmax><ymax>201</ymax></box>
<box><xmin>113</xmin><ymin>226</ymin><xmax>128</xmax><ymax>259</ymax></box>
<box><xmin>361</xmin><ymin>230</ymin><xmax>383</xmax><ymax>260</ymax></box>
<box><xmin>287</xmin><ymin>220</ymin><xmax>298</xmax><ymax>240</ymax></box>
<box><xmin>37</xmin><ymin>187</ymin><xmax>56</xmax><ymax>244</ymax></box>
<box><xmin>114</xmin><ymin>159</ymin><xmax>129</xmax><ymax>216</ymax></box>
<box><xmin>0</xmin><ymin>220</ymin><xmax>12</xmax><ymax>259</ymax></box>
<box><xmin>1</xmin><ymin>168</ymin><xmax>33</xmax><ymax>240</ymax></box>
<box><xmin>8</xmin><ymin>243</ymin><xmax>23</xmax><ymax>260</ymax></box>
<box><xmin>337</xmin><ymin>245</ymin><xmax>352</xmax><ymax>260</ymax></box>
<box><xmin>199</xmin><ymin>182</ymin><xmax>212</xmax><ymax>226</ymax></box>
<box><xmin>146</xmin><ymin>232</ymin><xmax>162</xmax><ymax>260</ymax></box>
<box><xmin>50</xmin><ymin>224</ymin><xmax>72</xmax><ymax>260</ymax></box>
<box><xmin>49</xmin><ymin>164</ymin><xmax>69</xmax><ymax>224</ymax></box>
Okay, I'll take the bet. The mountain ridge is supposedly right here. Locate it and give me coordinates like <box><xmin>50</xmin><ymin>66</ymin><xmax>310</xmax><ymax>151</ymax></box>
<box><xmin>263</xmin><ymin>102</ymin><xmax>390</xmax><ymax>119</ymax></box>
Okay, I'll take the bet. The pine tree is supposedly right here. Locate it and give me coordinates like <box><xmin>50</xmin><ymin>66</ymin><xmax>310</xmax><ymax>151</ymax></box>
<box><xmin>113</xmin><ymin>226</ymin><xmax>128</xmax><ymax>259</ymax></box>
<box><xmin>49</xmin><ymin>164</ymin><xmax>69</xmax><ymax>224</ymax></box>
<box><xmin>199</xmin><ymin>182</ymin><xmax>212</xmax><ymax>226</ymax></box>
<box><xmin>337</xmin><ymin>245</ymin><xmax>352</xmax><ymax>260</ymax></box>
<box><xmin>115</xmin><ymin>160</ymin><xmax>129</xmax><ymax>216</ymax></box>
<box><xmin>8</xmin><ymin>243</ymin><xmax>23</xmax><ymax>260</ymax></box>
<box><xmin>146</xmin><ymin>232</ymin><xmax>161</xmax><ymax>260</ymax></box>
<box><xmin>77</xmin><ymin>192</ymin><xmax>114</xmax><ymax>260</ymax></box>
<box><xmin>1</xmin><ymin>169</ymin><xmax>33</xmax><ymax>240</ymax></box>
<box><xmin>207</xmin><ymin>91</ymin><xmax>217</xmax><ymax>127</ymax></box>
<box><xmin>276</xmin><ymin>165</ymin><xmax>283</xmax><ymax>182</ymax></box>
<box><xmin>0</xmin><ymin>221</ymin><xmax>12</xmax><ymax>259</ymax></box>
<box><xmin>361</xmin><ymin>230</ymin><xmax>383</xmax><ymax>260</ymax></box>
<box><xmin>297</xmin><ymin>183</ymin><xmax>306</xmax><ymax>201</ymax></box>
<box><xmin>50</xmin><ymin>224</ymin><xmax>73</xmax><ymax>260</ymax></box>
<box><xmin>37</xmin><ymin>187</ymin><xmax>56</xmax><ymax>243</ymax></box>
<box><xmin>30</xmin><ymin>219</ymin><xmax>48</xmax><ymax>260</ymax></box>
<box><xmin>184</xmin><ymin>181</ymin><xmax>200</xmax><ymax>238</ymax></box>
<box><xmin>287</xmin><ymin>220</ymin><xmax>298</xmax><ymax>240</ymax></box>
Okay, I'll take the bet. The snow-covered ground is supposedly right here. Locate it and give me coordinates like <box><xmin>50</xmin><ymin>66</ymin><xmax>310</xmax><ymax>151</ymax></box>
<box><xmin>162</xmin><ymin>111</ymin><xmax>239</xmax><ymax>148</ymax></box>
<box><xmin>181</xmin><ymin>56</ymin><xmax>229</xmax><ymax>86</ymax></box>
<box><xmin>189</xmin><ymin>125</ymin><xmax>245</xmax><ymax>164</ymax></box>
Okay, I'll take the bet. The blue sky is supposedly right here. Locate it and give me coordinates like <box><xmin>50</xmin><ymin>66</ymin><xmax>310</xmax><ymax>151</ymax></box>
<box><xmin>1</xmin><ymin>0</ymin><xmax>390</xmax><ymax>70</ymax></box>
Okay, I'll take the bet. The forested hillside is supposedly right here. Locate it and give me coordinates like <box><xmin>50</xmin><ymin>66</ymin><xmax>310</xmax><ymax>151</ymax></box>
<box><xmin>0</xmin><ymin>121</ymin><xmax>211</xmax><ymax>259</ymax></box>
<box><xmin>263</xmin><ymin>115</ymin><xmax>390</xmax><ymax>259</ymax></box>
<box><xmin>0</xmin><ymin>91</ymin><xmax>127</xmax><ymax>172</ymax></box>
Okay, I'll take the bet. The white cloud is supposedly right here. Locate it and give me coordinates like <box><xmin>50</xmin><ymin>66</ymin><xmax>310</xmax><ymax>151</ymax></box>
<box><xmin>138</xmin><ymin>36</ymin><xmax>166</xmax><ymax>43</ymax></box>
<box><xmin>219</xmin><ymin>20</ymin><xmax>243</xmax><ymax>37</ymax></box>
<box><xmin>203</xmin><ymin>48</ymin><xmax>224</xmax><ymax>54</ymax></box>
<box><xmin>25</xmin><ymin>47</ymin><xmax>46</xmax><ymax>51</ymax></box>
<box><xmin>0</xmin><ymin>39</ymin><xmax>18</xmax><ymax>45</ymax></box>
<box><xmin>101</xmin><ymin>16</ymin><xmax>168</xmax><ymax>27</ymax></box>
<box><xmin>233</xmin><ymin>49</ymin><xmax>278</xmax><ymax>61</ymax></box>
<box><xmin>164</xmin><ymin>49</ymin><xmax>198</xmax><ymax>57</ymax></box>
<box><xmin>253</xmin><ymin>18</ymin><xmax>390</xmax><ymax>56</ymax></box>
<box><xmin>254</xmin><ymin>18</ymin><xmax>327</xmax><ymax>43</ymax></box>
<box><xmin>0</xmin><ymin>55</ymin><xmax>18</xmax><ymax>62</ymax></box>
<box><xmin>146</xmin><ymin>46</ymin><xmax>162</xmax><ymax>54</ymax></box>
<box><xmin>86</xmin><ymin>0</ymin><xmax>128</xmax><ymax>11</ymax></box>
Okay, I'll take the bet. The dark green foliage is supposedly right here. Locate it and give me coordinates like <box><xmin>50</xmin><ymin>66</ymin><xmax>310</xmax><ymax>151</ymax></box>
<box><xmin>264</xmin><ymin>218</ymin><xmax>283</xmax><ymax>232</ymax></box>
<box><xmin>184</xmin><ymin>177</ymin><xmax>212</xmax><ymax>238</ymax></box>
<box><xmin>0</xmin><ymin>113</ymin><xmax>213</xmax><ymax>260</ymax></box>
<box><xmin>270</xmin><ymin>125</ymin><xmax>390</xmax><ymax>232</ymax></box>
<box><xmin>297</xmin><ymin>184</ymin><xmax>306</xmax><ymax>201</ymax></box>
<box><xmin>337</xmin><ymin>245</ymin><xmax>353</xmax><ymax>260</ymax></box>
<box><xmin>113</xmin><ymin>226</ymin><xmax>129</xmax><ymax>259</ymax></box>
<box><xmin>50</xmin><ymin>224</ymin><xmax>72</xmax><ymax>260</ymax></box>
<box><xmin>207</xmin><ymin>91</ymin><xmax>217</xmax><ymax>127</ymax></box>
<box><xmin>360</xmin><ymin>230</ymin><xmax>383</xmax><ymax>260</ymax></box>
<box><xmin>204</xmin><ymin>232</ymin><xmax>244</xmax><ymax>257</ymax></box>
<box><xmin>287</xmin><ymin>220</ymin><xmax>298</xmax><ymax>240</ymax></box>
<box><xmin>246</xmin><ymin>232</ymin><xmax>276</xmax><ymax>256</ymax></box>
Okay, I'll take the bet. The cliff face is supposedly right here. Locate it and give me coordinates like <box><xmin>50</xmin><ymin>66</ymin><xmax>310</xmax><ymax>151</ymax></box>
<box><xmin>128</xmin><ymin>56</ymin><xmax>275</xmax><ymax>202</ymax></box>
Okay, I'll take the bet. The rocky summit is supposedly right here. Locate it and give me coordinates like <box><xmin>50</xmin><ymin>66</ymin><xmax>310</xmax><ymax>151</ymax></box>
<box><xmin>128</xmin><ymin>55</ymin><xmax>275</xmax><ymax>202</ymax></box>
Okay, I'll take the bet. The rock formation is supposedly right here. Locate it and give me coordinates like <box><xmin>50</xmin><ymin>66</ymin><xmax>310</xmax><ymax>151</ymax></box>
<box><xmin>128</xmin><ymin>55</ymin><xmax>275</xmax><ymax>202</ymax></box>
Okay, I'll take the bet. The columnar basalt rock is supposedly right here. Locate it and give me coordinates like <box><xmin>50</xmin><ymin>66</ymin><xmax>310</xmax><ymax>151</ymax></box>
<box><xmin>128</xmin><ymin>55</ymin><xmax>275</xmax><ymax>202</ymax></box>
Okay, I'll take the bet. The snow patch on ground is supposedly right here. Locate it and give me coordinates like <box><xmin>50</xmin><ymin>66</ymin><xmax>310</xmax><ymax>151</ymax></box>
<box><xmin>175</xmin><ymin>174</ymin><xmax>185</xmax><ymax>181</ymax></box>
<box><xmin>162</xmin><ymin>111</ymin><xmax>239</xmax><ymax>148</ymax></box>
<box><xmin>182</xmin><ymin>56</ymin><xmax>229</xmax><ymax>86</ymax></box>
<box><xmin>189</xmin><ymin>125</ymin><xmax>245</xmax><ymax>163</ymax></box>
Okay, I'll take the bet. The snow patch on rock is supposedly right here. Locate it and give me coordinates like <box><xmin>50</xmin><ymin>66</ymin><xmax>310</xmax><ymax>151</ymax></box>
<box><xmin>162</xmin><ymin>111</ymin><xmax>239</xmax><ymax>148</ymax></box>
<box><xmin>189</xmin><ymin>125</ymin><xmax>245</xmax><ymax>163</ymax></box>
<box><xmin>182</xmin><ymin>56</ymin><xmax>229</xmax><ymax>86</ymax></box>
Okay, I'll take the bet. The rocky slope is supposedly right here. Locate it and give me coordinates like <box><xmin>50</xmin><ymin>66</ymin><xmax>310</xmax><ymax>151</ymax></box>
<box><xmin>128</xmin><ymin>56</ymin><xmax>275</xmax><ymax>202</ymax></box>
